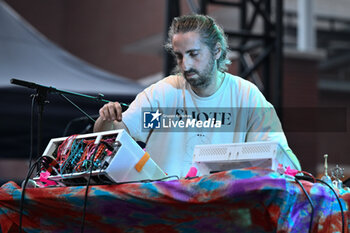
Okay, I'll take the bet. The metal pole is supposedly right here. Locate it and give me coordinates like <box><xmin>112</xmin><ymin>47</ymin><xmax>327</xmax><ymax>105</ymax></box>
<box><xmin>297</xmin><ymin>0</ymin><xmax>315</xmax><ymax>51</ymax></box>
<box><xmin>263</xmin><ymin>0</ymin><xmax>271</xmax><ymax>99</ymax></box>
<box><xmin>274</xmin><ymin>0</ymin><xmax>284</xmax><ymax>118</ymax></box>
<box><xmin>239</xmin><ymin>0</ymin><xmax>247</xmax><ymax>75</ymax></box>
<box><xmin>199</xmin><ymin>0</ymin><xmax>208</xmax><ymax>14</ymax></box>
<box><xmin>163</xmin><ymin>0</ymin><xmax>180</xmax><ymax>77</ymax></box>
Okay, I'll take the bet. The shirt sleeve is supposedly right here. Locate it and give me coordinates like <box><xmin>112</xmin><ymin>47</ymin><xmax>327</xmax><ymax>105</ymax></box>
<box><xmin>122</xmin><ymin>76</ymin><xmax>180</xmax><ymax>143</ymax></box>
<box><xmin>122</xmin><ymin>90</ymin><xmax>155</xmax><ymax>143</ymax></box>
<box><xmin>245</xmin><ymin>83</ymin><xmax>301</xmax><ymax>170</ymax></box>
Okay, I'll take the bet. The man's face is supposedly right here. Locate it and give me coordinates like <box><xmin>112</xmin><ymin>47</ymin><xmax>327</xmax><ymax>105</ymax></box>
<box><xmin>172</xmin><ymin>31</ymin><xmax>216</xmax><ymax>89</ymax></box>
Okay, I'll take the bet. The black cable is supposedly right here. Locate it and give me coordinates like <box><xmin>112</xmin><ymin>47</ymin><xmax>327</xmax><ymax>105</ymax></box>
<box><xmin>19</xmin><ymin>157</ymin><xmax>42</xmax><ymax>233</ymax></box>
<box><xmin>57</xmin><ymin>174</ymin><xmax>180</xmax><ymax>187</ymax></box>
<box><xmin>295</xmin><ymin>175</ymin><xmax>314</xmax><ymax>183</ymax></box>
<box><xmin>80</xmin><ymin>142</ymin><xmax>179</xmax><ymax>233</ymax></box>
<box><xmin>296</xmin><ymin>175</ymin><xmax>345</xmax><ymax>233</ymax></box>
<box><xmin>294</xmin><ymin>177</ymin><xmax>314</xmax><ymax>233</ymax></box>
<box><xmin>316</xmin><ymin>178</ymin><xmax>345</xmax><ymax>233</ymax></box>
<box><xmin>80</xmin><ymin>142</ymin><xmax>102</xmax><ymax>233</ymax></box>
<box><xmin>125</xmin><ymin>175</ymin><xmax>180</xmax><ymax>184</ymax></box>
<box><xmin>28</xmin><ymin>94</ymin><xmax>36</xmax><ymax>170</ymax></box>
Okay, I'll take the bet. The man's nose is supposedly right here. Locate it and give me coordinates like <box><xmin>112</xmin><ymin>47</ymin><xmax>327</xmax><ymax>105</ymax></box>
<box><xmin>181</xmin><ymin>57</ymin><xmax>192</xmax><ymax>71</ymax></box>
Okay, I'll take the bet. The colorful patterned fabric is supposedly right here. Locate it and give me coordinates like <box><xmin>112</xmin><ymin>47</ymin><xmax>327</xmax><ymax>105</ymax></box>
<box><xmin>0</xmin><ymin>168</ymin><xmax>349</xmax><ymax>233</ymax></box>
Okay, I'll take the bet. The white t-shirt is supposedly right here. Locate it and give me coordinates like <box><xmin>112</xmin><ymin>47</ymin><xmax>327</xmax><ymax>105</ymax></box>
<box><xmin>123</xmin><ymin>73</ymin><xmax>299</xmax><ymax>177</ymax></box>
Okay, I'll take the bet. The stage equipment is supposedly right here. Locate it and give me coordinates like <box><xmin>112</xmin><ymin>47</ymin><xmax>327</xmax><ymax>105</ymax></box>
<box><xmin>192</xmin><ymin>141</ymin><xmax>299</xmax><ymax>175</ymax></box>
<box><xmin>10</xmin><ymin>78</ymin><xmax>129</xmax><ymax>157</ymax></box>
<box><xmin>33</xmin><ymin>129</ymin><xmax>166</xmax><ymax>186</ymax></box>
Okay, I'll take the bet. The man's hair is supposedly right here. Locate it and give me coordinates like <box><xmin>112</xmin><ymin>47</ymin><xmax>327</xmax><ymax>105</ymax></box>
<box><xmin>165</xmin><ymin>14</ymin><xmax>231</xmax><ymax>72</ymax></box>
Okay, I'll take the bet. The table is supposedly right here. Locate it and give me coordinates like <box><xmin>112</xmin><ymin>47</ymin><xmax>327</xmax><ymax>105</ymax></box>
<box><xmin>0</xmin><ymin>168</ymin><xmax>349</xmax><ymax>233</ymax></box>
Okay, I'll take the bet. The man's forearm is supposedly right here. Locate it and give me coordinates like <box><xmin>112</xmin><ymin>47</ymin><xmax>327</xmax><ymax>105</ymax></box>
<box><xmin>93</xmin><ymin>117</ymin><xmax>116</xmax><ymax>132</ymax></box>
<box><xmin>93</xmin><ymin>117</ymin><xmax>129</xmax><ymax>133</ymax></box>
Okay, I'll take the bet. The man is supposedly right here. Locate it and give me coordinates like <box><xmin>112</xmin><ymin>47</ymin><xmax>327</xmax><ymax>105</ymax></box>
<box><xmin>94</xmin><ymin>15</ymin><xmax>301</xmax><ymax>177</ymax></box>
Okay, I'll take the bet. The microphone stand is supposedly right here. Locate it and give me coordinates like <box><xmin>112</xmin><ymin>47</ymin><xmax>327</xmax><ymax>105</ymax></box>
<box><xmin>10</xmin><ymin>78</ymin><xmax>128</xmax><ymax>160</ymax></box>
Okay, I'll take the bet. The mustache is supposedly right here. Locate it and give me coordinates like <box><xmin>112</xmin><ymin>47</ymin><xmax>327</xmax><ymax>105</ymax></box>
<box><xmin>184</xmin><ymin>69</ymin><xmax>198</xmax><ymax>76</ymax></box>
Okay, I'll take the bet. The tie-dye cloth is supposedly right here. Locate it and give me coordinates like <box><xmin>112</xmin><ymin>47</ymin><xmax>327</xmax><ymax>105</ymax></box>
<box><xmin>0</xmin><ymin>168</ymin><xmax>348</xmax><ymax>233</ymax></box>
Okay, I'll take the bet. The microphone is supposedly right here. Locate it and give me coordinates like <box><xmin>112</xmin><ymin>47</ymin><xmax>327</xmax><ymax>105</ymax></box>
<box><xmin>11</xmin><ymin>78</ymin><xmax>38</xmax><ymax>89</ymax></box>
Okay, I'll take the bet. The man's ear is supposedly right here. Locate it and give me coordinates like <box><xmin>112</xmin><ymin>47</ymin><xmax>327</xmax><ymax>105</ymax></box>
<box><xmin>214</xmin><ymin>42</ymin><xmax>222</xmax><ymax>60</ymax></box>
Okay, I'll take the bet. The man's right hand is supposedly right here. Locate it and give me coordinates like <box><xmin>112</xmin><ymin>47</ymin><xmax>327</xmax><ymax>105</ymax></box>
<box><xmin>94</xmin><ymin>102</ymin><xmax>128</xmax><ymax>132</ymax></box>
<box><xmin>99</xmin><ymin>102</ymin><xmax>123</xmax><ymax>122</ymax></box>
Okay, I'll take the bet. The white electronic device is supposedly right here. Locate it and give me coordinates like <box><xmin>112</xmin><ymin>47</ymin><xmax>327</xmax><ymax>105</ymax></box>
<box><xmin>33</xmin><ymin>129</ymin><xmax>166</xmax><ymax>186</ymax></box>
<box><xmin>192</xmin><ymin>141</ymin><xmax>298</xmax><ymax>175</ymax></box>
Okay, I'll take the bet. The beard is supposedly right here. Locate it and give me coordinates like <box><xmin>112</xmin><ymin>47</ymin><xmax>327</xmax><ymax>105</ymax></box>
<box><xmin>179</xmin><ymin>56</ymin><xmax>216</xmax><ymax>89</ymax></box>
